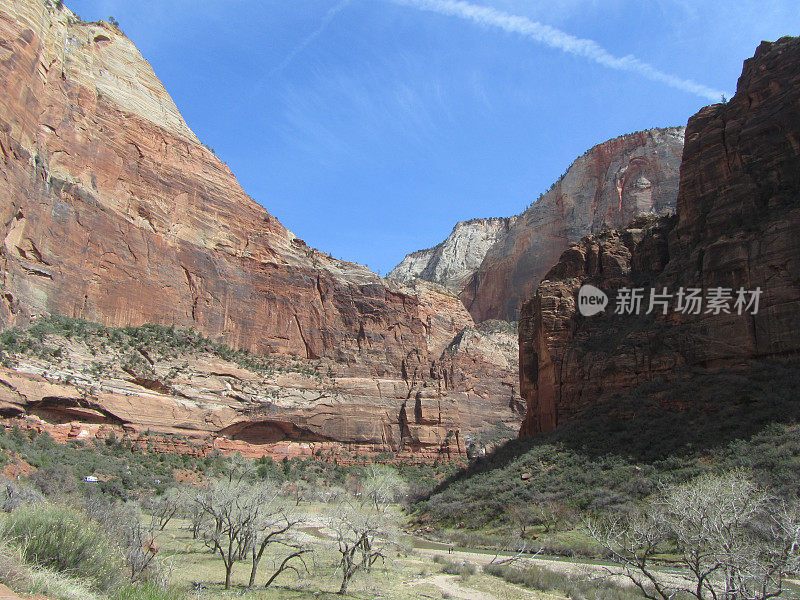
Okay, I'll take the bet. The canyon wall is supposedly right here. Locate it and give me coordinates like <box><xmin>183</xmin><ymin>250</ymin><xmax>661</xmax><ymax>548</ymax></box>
<box><xmin>519</xmin><ymin>37</ymin><xmax>800</xmax><ymax>436</ymax></box>
<box><xmin>463</xmin><ymin>127</ymin><xmax>685</xmax><ymax>322</ymax></box>
<box><xmin>391</xmin><ymin>128</ymin><xmax>685</xmax><ymax>323</ymax></box>
<box><xmin>0</xmin><ymin>0</ymin><xmax>520</xmax><ymax>457</ymax></box>
<box><xmin>388</xmin><ymin>218</ymin><xmax>513</xmax><ymax>292</ymax></box>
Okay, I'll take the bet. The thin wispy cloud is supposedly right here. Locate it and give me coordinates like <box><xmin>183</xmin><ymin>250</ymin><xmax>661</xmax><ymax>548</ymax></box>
<box><xmin>278</xmin><ymin>62</ymin><xmax>446</xmax><ymax>166</ymax></box>
<box><xmin>389</xmin><ymin>0</ymin><xmax>728</xmax><ymax>101</ymax></box>
<box><xmin>270</xmin><ymin>0</ymin><xmax>352</xmax><ymax>76</ymax></box>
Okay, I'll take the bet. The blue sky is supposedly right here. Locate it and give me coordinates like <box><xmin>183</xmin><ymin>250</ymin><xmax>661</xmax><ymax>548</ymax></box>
<box><xmin>67</xmin><ymin>0</ymin><xmax>799</xmax><ymax>275</ymax></box>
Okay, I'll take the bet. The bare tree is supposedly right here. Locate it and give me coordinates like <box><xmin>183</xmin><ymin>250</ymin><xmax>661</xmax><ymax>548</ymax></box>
<box><xmin>93</xmin><ymin>499</ymin><xmax>163</xmax><ymax>583</ymax></box>
<box><xmin>218</xmin><ymin>452</ymin><xmax>256</xmax><ymax>483</ymax></box>
<box><xmin>177</xmin><ymin>486</ymin><xmax>205</xmax><ymax>539</ymax></box>
<box><xmin>193</xmin><ymin>479</ymin><xmax>309</xmax><ymax>589</ymax></box>
<box><xmin>244</xmin><ymin>493</ymin><xmax>308</xmax><ymax>588</ymax></box>
<box><xmin>506</xmin><ymin>500</ymin><xmax>577</xmax><ymax>537</ymax></box>
<box><xmin>506</xmin><ymin>504</ymin><xmax>535</xmax><ymax>538</ymax></box>
<box><xmin>144</xmin><ymin>487</ymin><xmax>181</xmax><ymax>531</ymax></box>
<box><xmin>194</xmin><ymin>480</ymin><xmax>267</xmax><ymax>588</ymax></box>
<box><xmin>118</xmin><ymin>511</ymin><xmax>162</xmax><ymax>583</ymax></box>
<box><xmin>589</xmin><ymin>470</ymin><xmax>800</xmax><ymax>600</ymax></box>
<box><xmin>329</xmin><ymin>500</ymin><xmax>397</xmax><ymax>594</ymax></box>
<box><xmin>538</xmin><ymin>500</ymin><xmax>578</xmax><ymax>533</ymax></box>
<box><xmin>588</xmin><ymin>507</ymin><xmax>675</xmax><ymax>600</ymax></box>
<box><xmin>361</xmin><ymin>465</ymin><xmax>408</xmax><ymax>510</ymax></box>
<box><xmin>281</xmin><ymin>479</ymin><xmax>312</xmax><ymax>507</ymax></box>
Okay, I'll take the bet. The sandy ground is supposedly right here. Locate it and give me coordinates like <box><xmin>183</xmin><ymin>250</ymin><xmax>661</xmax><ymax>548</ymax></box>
<box><xmin>414</xmin><ymin>546</ymin><xmax>694</xmax><ymax>592</ymax></box>
<box><xmin>0</xmin><ymin>584</ymin><xmax>23</xmax><ymax>600</ymax></box>
<box><xmin>412</xmin><ymin>573</ymin><xmax>535</xmax><ymax>600</ymax></box>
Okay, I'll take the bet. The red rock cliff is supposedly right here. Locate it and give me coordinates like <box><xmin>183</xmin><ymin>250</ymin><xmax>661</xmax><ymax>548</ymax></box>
<box><xmin>462</xmin><ymin>127</ymin><xmax>684</xmax><ymax>322</ymax></box>
<box><xmin>519</xmin><ymin>37</ymin><xmax>800</xmax><ymax>436</ymax></box>
<box><xmin>0</xmin><ymin>1</ymin><xmax>448</xmax><ymax>365</ymax></box>
<box><xmin>0</xmin><ymin>0</ymin><xmax>521</xmax><ymax>456</ymax></box>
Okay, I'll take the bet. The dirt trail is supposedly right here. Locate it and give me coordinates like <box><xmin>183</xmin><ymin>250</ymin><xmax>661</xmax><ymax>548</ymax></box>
<box><xmin>415</xmin><ymin>546</ymin><xmax>691</xmax><ymax>591</ymax></box>
<box><xmin>0</xmin><ymin>585</ymin><xmax>23</xmax><ymax>600</ymax></box>
<box><xmin>417</xmin><ymin>547</ymin><xmax>610</xmax><ymax>577</ymax></box>
<box><xmin>413</xmin><ymin>573</ymin><xmax>536</xmax><ymax>600</ymax></box>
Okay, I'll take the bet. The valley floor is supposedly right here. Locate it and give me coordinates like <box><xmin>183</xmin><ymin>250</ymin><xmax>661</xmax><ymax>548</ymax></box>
<box><xmin>155</xmin><ymin>513</ymin><xmax>551</xmax><ymax>600</ymax></box>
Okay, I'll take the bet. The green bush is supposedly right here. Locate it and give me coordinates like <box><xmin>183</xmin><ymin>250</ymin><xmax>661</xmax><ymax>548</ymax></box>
<box><xmin>414</xmin><ymin>358</ymin><xmax>800</xmax><ymax>538</ymax></box>
<box><xmin>0</xmin><ymin>541</ymin><xmax>31</xmax><ymax>592</ymax></box>
<box><xmin>1</xmin><ymin>477</ymin><xmax>45</xmax><ymax>512</ymax></box>
<box><xmin>0</xmin><ymin>539</ymin><xmax>101</xmax><ymax>600</ymax></box>
<box><xmin>2</xmin><ymin>503</ymin><xmax>123</xmax><ymax>590</ymax></box>
<box><xmin>439</xmin><ymin>558</ymin><xmax>476</xmax><ymax>580</ymax></box>
<box><xmin>0</xmin><ymin>315</ymin><xmax>285</xmax><ymax>376</ymax></box>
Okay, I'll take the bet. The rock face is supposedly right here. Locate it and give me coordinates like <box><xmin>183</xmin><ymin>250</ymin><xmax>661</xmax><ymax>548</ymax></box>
<box><xmin>0</xmin><ymin>323</ymin><xmax>521</xmax><ymax>460</ymax></box>
<box><xmin>0</xmin><ymin>0</ymin><xmax>521</xmax><ymax>457</ymax></box>
<box><xmin>463</xmin><ymin>127</ymin><xmax>685</xmax><ymax>322</ymax></box>
<box><xmin>391</xmin><ymin>129</ymin><xmax>684</xmax><ymax>323</ymax></box>
<box><xmin>388</xmin><ymin>218</ymin><xmax>513</xmax><ymax>292</ymax></box>
<box><xmin>519</xmin><ymin>37</ymin><xmax>800</xmax><ymax>436</ymax></box>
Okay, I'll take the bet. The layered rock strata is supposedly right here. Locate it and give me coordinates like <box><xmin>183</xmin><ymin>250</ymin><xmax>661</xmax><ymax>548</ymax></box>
<box><xmin>463</xmin><ymin>127</ymin><xmax>685</xmax><ymax>321</ymax></box>
<box><xmin>391</xmin><ymin>129</ymin><xmax>685</xmax><ymax>322</ymax></box>
<box><xmin>519</xmin><ymin>37</ymin><xmax>800</xmax><ymax>436</ymax></box>
<box><xmin>388</xmin><ymin>218</ymin><xmax>513</xmax><ymax>292</ymax></box>
<box><xmin>0</xmin><ymin>0</ymin><xmax>520</xmax><ymax>457</ymax></box>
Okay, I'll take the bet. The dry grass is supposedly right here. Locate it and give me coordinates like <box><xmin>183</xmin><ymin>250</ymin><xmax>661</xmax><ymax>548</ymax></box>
<box><xmin>0</xmin><ymin>539</ymin><xmax>101</xmax><ymax>600</ymax></box>
<box><xmin>155</xmin><ymin>511</ymin><xmax>543</xmax><ymax>600</ymax></box>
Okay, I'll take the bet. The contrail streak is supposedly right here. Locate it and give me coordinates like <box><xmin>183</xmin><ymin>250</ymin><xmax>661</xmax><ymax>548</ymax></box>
<box><xmin>271</xmin><ymin>0</ymin><xmax>352</xmax><ymax>75</ymax></box>
<box><xmin>390</xmin><ymin>0</ymin><xmax>727</xmax><ymax>101</ymax></box>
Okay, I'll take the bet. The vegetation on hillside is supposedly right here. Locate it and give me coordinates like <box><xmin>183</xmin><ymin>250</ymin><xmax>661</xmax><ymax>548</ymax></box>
<box><xmin>0</xmin><ymin>415</ymin><xmax>797</xmax><ymax>599</ymax></box>
<box><xmin>0</xmin><ymin>425</ymin><xmax>456</xmax><ymax>504</ymax></box>
<box><xmin>414</xmin><ymin>357</ymin><xmax>800</xmax><ymax>554</ymax></box>
<box><xmin>0</xmin><ymin>314</ymin><xmax>317</xmax><ymax>377</ymax></box>
<box><xmin>0</xmin><ymin>435</ymin><xmax>444</xmax><ymax>599</ymax></box>
<box><xmin>0</xmin><ymin>319</ymin><xmax>797</xmax><ymax>598</ymax></box>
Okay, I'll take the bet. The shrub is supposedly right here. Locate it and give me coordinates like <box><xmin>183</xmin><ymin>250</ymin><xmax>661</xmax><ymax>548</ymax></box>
<box><xmin>439</xmin><ymin>559</ymin><xmax>476</xmax><ymax>580</ymax></box>
<box><xmin>443</xmin><ymin>529</ymin><xmax>505</xmax><ymax>549</ymax></box>
<box><xmin>0</xmin><ymin>541</ymin><xmax>31</xmax><ymax>591</ymax></box>
<box><xmin>0</xmin><ymin>477</ymin><xmax>45</xmax><ymax>512</ymax></box>
<box><xmin>415</xmin><ymin>373</ymin><xmax>800</xmax><ymax>540</ymax></box>
<box><xmin>0</xmin><ymin>539</ymin><xmax>100</xmax><ymax>600</ymax></box>
<box><xmin>92</xmin><ymin>499</ymin><xmax>167</xmax><ymax>584</ymax></box>
<box><xmin>484</xmin><ymin>563</ymin><xmax>643</xmax><ymax>600</ymax></box>
<box><xmin>2</xmin><ymin>503</ymin><xmax>122</xmax><ymax>590</ymax></box>
<box><xmin>112</xmin><ymin>581</ymin><xmax>188</xmax><ymax>600</ymax></box>
<box><xmin>30</xmin><ymin>465</ymin><xmax>79</xmax><ymax>498</ymax></box>
<box><xmin>22</xmin><ymin>568</ymin><xmax>101</xmax><ymax>600</ymax></box>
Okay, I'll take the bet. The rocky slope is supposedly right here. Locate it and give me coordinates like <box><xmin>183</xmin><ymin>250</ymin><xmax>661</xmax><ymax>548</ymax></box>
<box><xmin>519</xmin><ymin>37</ymin><xmax>800</xmax><ymax>436</ymax></box>
<box><xmin>388</xmin><ymin>218</ymin><xmax>513</xmax><ymax>292</ymax></box>
<box><xmin>0</xmin><ymin>0</ymin><xmax>521</xmax><ymax>457</ymax></box>
<box><xmin>0</xmin><ymin>318</ymin><xmax>520</xmax><ymax>460</ymax></box>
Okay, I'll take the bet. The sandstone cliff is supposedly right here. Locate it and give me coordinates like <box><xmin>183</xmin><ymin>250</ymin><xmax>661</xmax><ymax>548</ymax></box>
<box><xmin>463</xmin><ymin>127</ymin><xmax>685</xmax><ymax>322</ymax></box>
<box><xmin>519</xmin><ymin>37</ymin><xmax>800</xmax><ymax>436</ymax></box>
<box><xmin>0</xmin><ymin>317</ymin><xmax>522</xmax><ymax>460</ymax></box>
<box><xmin>388</xmin><ymin>218</ymin><xmax>513</xmax><ymax>292</ymax></box>
<box><xmin>391</xmin><ymin>129</ymin><xmax>684</xmax><ymax>323</ymax></box>
<box><xmin>0</xmin><ymin>0</ymin><xmax>520</xmax><ymax>457</ymax></box>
